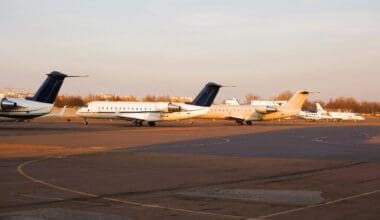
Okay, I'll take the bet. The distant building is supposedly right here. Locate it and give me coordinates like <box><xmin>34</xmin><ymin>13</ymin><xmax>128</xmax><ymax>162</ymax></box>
<box><xmin>0</xmin><ymin>90</ymin><xmax>33</xmax><ymax>98</ymax></box>
<box><xmin>100</xmin><ymin>93</ymin><xmax>117</xmax><ymax>100</ymax></box>
<box><xmin>225</xmin><ymin>98</ymin><xmax>240</xmax><ymax>105</ymax></box>
<box><xmin>251</xmin><ymin>100</ymin><xmax>287</xmax><ymax>107</ymax></box>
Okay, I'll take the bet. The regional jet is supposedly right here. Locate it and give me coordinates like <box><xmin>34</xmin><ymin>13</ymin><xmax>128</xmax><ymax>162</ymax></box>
<box><xmin>200</xmin><ymin>90</ymin><xmax>309</xmax><ymax>125</ymax></box>
<box><xmin>77</xmin><ymin>82</ymin><xmax>222</xmax><ymax>126</ymax></box>
<box><xmin>0</xmin><ymin>71</ymin><xmax>80</xmax><ymax>120</ymax></box>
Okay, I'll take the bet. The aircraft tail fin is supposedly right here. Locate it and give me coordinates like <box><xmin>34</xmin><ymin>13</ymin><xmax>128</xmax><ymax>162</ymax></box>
<box><xmin>191</xmin><ymin>82</ymin><xmax>222</xmax><ymax>107</ymax></box>
<box><xmin>58</xmin><ymin>105</ymin><xmax>67</xmax><ymax>117</ymax></box>
<box><xmin>280</xmin><ymin>90</ymin><xmax>309</xmax><ymax>111</ymax></box>
<box><xmin>316</xmin><ymin>103</ymin><xmax>326</xmax><ymax>113</ymax></box>
<box><xmin>31</xmin><ymin>71</ymin><xmax>68</xmax><ymax>104</ymax></box>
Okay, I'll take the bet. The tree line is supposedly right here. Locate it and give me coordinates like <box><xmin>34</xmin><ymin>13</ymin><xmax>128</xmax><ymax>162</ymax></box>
<box><xmin>54</xmin><ymin>92</ymin><xmax>379</xmax><ymax>114</ymax></box>
<box><xmin>54</xmin><ymin>94</ymin><xmax>192</xmax><ymax>108</ymax></box>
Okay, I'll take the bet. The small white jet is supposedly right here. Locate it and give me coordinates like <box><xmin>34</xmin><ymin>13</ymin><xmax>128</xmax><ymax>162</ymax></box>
<box><xmin>297</xmin><ymin>110</ymin><xmax>326</xmax><ymax>120</ymax></box>
<box><xmin>0</xmin><ymin>71</ymin><xmax>78</xmax><ymax>120</ymax></box>
<box><xmin>298</xmin><ymin>103</ymin><xmax>365</xmax><ymax>121</ymax></box>
<box><xmin>77</xmin><ymin>82</ymin><xmax>222</xmax><ymax>126</ymax></box>
<box><xmin>200</xmin><ymin>90</ymin><xmax>309</xmax><ymax>125</ymax></box>
<box><xmin>316</xmin><ymin>103</ymin><xmax>365</xmax><ymax>121</ymax></box>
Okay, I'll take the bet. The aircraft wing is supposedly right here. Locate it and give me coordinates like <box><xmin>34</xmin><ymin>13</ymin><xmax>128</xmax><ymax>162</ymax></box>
<box><xmin>225</xmin><ymin>115</ymin><xmax>246</xmax><ymax>121</ymax></box>
<box><xmin>116</xmin><ymin>112</ymin><xmax>161</xmax><ymax>122</ymax></box>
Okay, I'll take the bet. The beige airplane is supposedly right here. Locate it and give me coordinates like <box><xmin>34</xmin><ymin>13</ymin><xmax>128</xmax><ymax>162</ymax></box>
<box><xmin>199</xmin><ymin>90</ymin><xmax>309</xmax><ymax>125</ymax></box>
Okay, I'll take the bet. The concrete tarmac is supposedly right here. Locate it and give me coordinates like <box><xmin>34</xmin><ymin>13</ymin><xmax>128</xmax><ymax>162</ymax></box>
<box><xmin>0</xmin><ymin>119</ymin><xmax>379</xmax><ymax>219</ymax></box>
<box><xmin>138</xmin><ymin>125</ymin><xmax>380</xmax><ymax>162</ymax></box>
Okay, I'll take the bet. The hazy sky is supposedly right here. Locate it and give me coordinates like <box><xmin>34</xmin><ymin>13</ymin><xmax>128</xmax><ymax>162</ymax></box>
<box><xmin>1</xmin><ymin>0</ymin><xmax>379</xmax><ymax>102</ymax></box>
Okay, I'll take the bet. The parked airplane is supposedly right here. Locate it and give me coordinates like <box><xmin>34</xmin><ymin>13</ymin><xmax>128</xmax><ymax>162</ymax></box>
<box><xmin>317</xmin><ymin>103</ymin><xmax>365</xmax><ymax>120</ymax></box>
<box><xmin>0</xmin><ymin>71</ymin><xmax>80</xmax><ymax>120</ymax></box>
<box><xmin>299</xmin><ymin>103</ymin><xmax>365</xmax><ymax>121</ymax></box>
<box><xmin>77</xmin><ymin>82</ymin><xmax>222</xmax><ymax>126</ymax></box>
<box><xmin>297</xmin><ymin>110</ymin><xmax>326</xmax><ymax>120</ymax></box>
<box><xmin>200</xmin><ymin>90</ymin><xmax>309</xmax><ymax>125</ymax></box>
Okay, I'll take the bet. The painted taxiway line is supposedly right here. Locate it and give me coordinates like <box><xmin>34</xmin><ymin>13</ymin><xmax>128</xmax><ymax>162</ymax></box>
<box><xmin>18</xmin><ymin>193</ymin><xmax>64</xmax><ymax>202</ymax></box>
<box><xmin>258</xmin><ymin>189</ymin><xmax>380</xmax><ymax>219</ymax></box>
<box><xmin>17</xmin><ymin>157</ymin><xmax>379</xmax><ymax>219</ymax></box>
<box><xmin>16</xmin><ymin>157</ymin><xmax>251</xmax><ymax>220</ymax></box>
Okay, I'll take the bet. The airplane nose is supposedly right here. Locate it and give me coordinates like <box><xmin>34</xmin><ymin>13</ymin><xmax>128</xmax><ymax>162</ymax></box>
<box><xmin>76</xmin><ymin>107</ymin><xmax>87</xmax><ymax>114</ymax></box>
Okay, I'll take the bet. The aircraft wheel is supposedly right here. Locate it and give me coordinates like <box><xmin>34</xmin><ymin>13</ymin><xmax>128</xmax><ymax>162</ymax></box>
<box><xmin>83</xmin><ymin>120</ymin><xmax>88</xmax><ymax>125</ymax></box>
<box><xmin>148</xmin><ymin>121</ymin><xmax>156</xmax><ymax>127</ymax></box>
<box><xmin>246</xmin><ymin>121</ymin><xmax>252</xmax><ymax>125</ymax></box>
<box><xmin>236</xmin><ymin>120</ymin><xmax>244</xmax><ymax>125</ymax></box>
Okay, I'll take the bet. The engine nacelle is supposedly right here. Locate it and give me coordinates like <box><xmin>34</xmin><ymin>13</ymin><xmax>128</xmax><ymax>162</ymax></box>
<box><xmin>155</xmin><ymin>102</ymin><xmax>181</xmax><ymax>113</ymax></box>
<box><xmin>255</xmin><ymin>105</ymin><xmax>277</xmax><ymax>114</ymax></box>
<box><xmin>0</xmin><ymin>98</ymin><xmax>17</xmax><ymax>111</ymax></box>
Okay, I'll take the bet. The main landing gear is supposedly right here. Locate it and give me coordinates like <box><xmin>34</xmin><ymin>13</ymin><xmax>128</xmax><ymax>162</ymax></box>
<box><xmin>235</xmin><ymin>120</ymin><xmax>252</xmax><ymax>125</ymax></box>
<box><xmin>132</xmin><ymin>121</ymin><xmax>156</xmax><ymax>127</ymax></box>
<box><xmin>133</xmin><ymin>120</ymin><xmax>144</xmax><ymax>127</ymax></box>
<box><xmin>83</xmin><ymin>119</ymin><xmax>88</xmax><ymax>125</ymax></box>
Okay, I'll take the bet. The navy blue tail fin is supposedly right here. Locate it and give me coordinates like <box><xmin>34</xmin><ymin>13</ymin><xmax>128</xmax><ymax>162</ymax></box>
<box><xmin>191</xmin><ymin>82</ymin><xmax>222</xmax><ymax>107</ymax></box>
<box><xmin>31</xmin><ymin>71</ymin><xmax>68</xmax><ymax>104</ymax></box>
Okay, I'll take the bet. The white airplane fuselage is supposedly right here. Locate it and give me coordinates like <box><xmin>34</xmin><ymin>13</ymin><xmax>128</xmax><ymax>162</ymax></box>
<box><xmin>200</xmin><ymin>91</ymin><xmax>309</xmax><ymax>123</ymax></box>
<box><xmin>77</xmin><ymin>101</ymin><xmax>210</xmax><ymax>122</ymax></box>
<box><xmin>200</xmin><ymin>104</ymin><xmax>300</xmax><ymax>121</ymax></box>
<box><xmin>0</xmin><ymin>98</ymin><xmax>53</xmax><ymax>119</ymax></box>
<box><xmin>328</xmin><ymin>112</ymin><xmax>365</xmax><ymax>121</ymax></box>
<box><xmin>297</xmin><ymin>111</ymin><xmax>327</xmax><ymax>120</ymax></box>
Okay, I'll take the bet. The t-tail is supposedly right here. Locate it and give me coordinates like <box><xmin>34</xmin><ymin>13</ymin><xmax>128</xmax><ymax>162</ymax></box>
<box><xmin>316</xmin><ymin>103</ymin><xmax>326</xmax><ymax>114</ymax></box>
<box><xmin>30</xmin><ymin>71</ymin><xmax>68</xmax><ymax>104</ymax></box>
<box><xmin>280</xmin><ymin>90</ymin><xmax>309</xmax><ymax>111</ymax></box>
<box><xmin>191</xmin><ymin>82</ymin><xmax>222</xmax><ymax>107</ymax></box>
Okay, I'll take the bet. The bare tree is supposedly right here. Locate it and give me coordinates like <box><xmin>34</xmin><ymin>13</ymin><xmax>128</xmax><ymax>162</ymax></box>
<box><xmin>245</xmin><ymin>93</ymin><xmax>260</xmax><ymax>104</ymax></box>
<box><xmin>53</xmin><ymin>94</ymin><xmax>380</xmax><ymax>114</ymax></box>
<box><xmin>273</xmin><ymin>90</ymin><xmax>293</xmax><ymax>100</ymax></box>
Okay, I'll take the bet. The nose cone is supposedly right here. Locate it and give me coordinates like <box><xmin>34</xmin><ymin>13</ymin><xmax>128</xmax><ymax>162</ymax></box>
<box><xmin>76</xmin><ymin>106</ymin><xmax>89</xmax><ymax>116</ymax></box>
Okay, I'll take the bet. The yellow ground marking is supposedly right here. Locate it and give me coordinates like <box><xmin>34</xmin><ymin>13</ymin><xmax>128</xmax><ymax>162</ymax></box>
<box><xmin>18</xmin><ymin>157</ymin><xmax>378</xmax><ymax>219</ymax></box>
<box><xmin>18</xmin><ymin>193</ymin><xmax>64</xmax><ymax>201</ymax></box>
<box><xmin>258</xmin><ymin>189</ymin><xmax>380</xmax><ymax>219</ymax></box>
<box><xmin>17</xmin><ymin>158</ymin><xmax>250</xmax><ymax>220</ymax></box>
